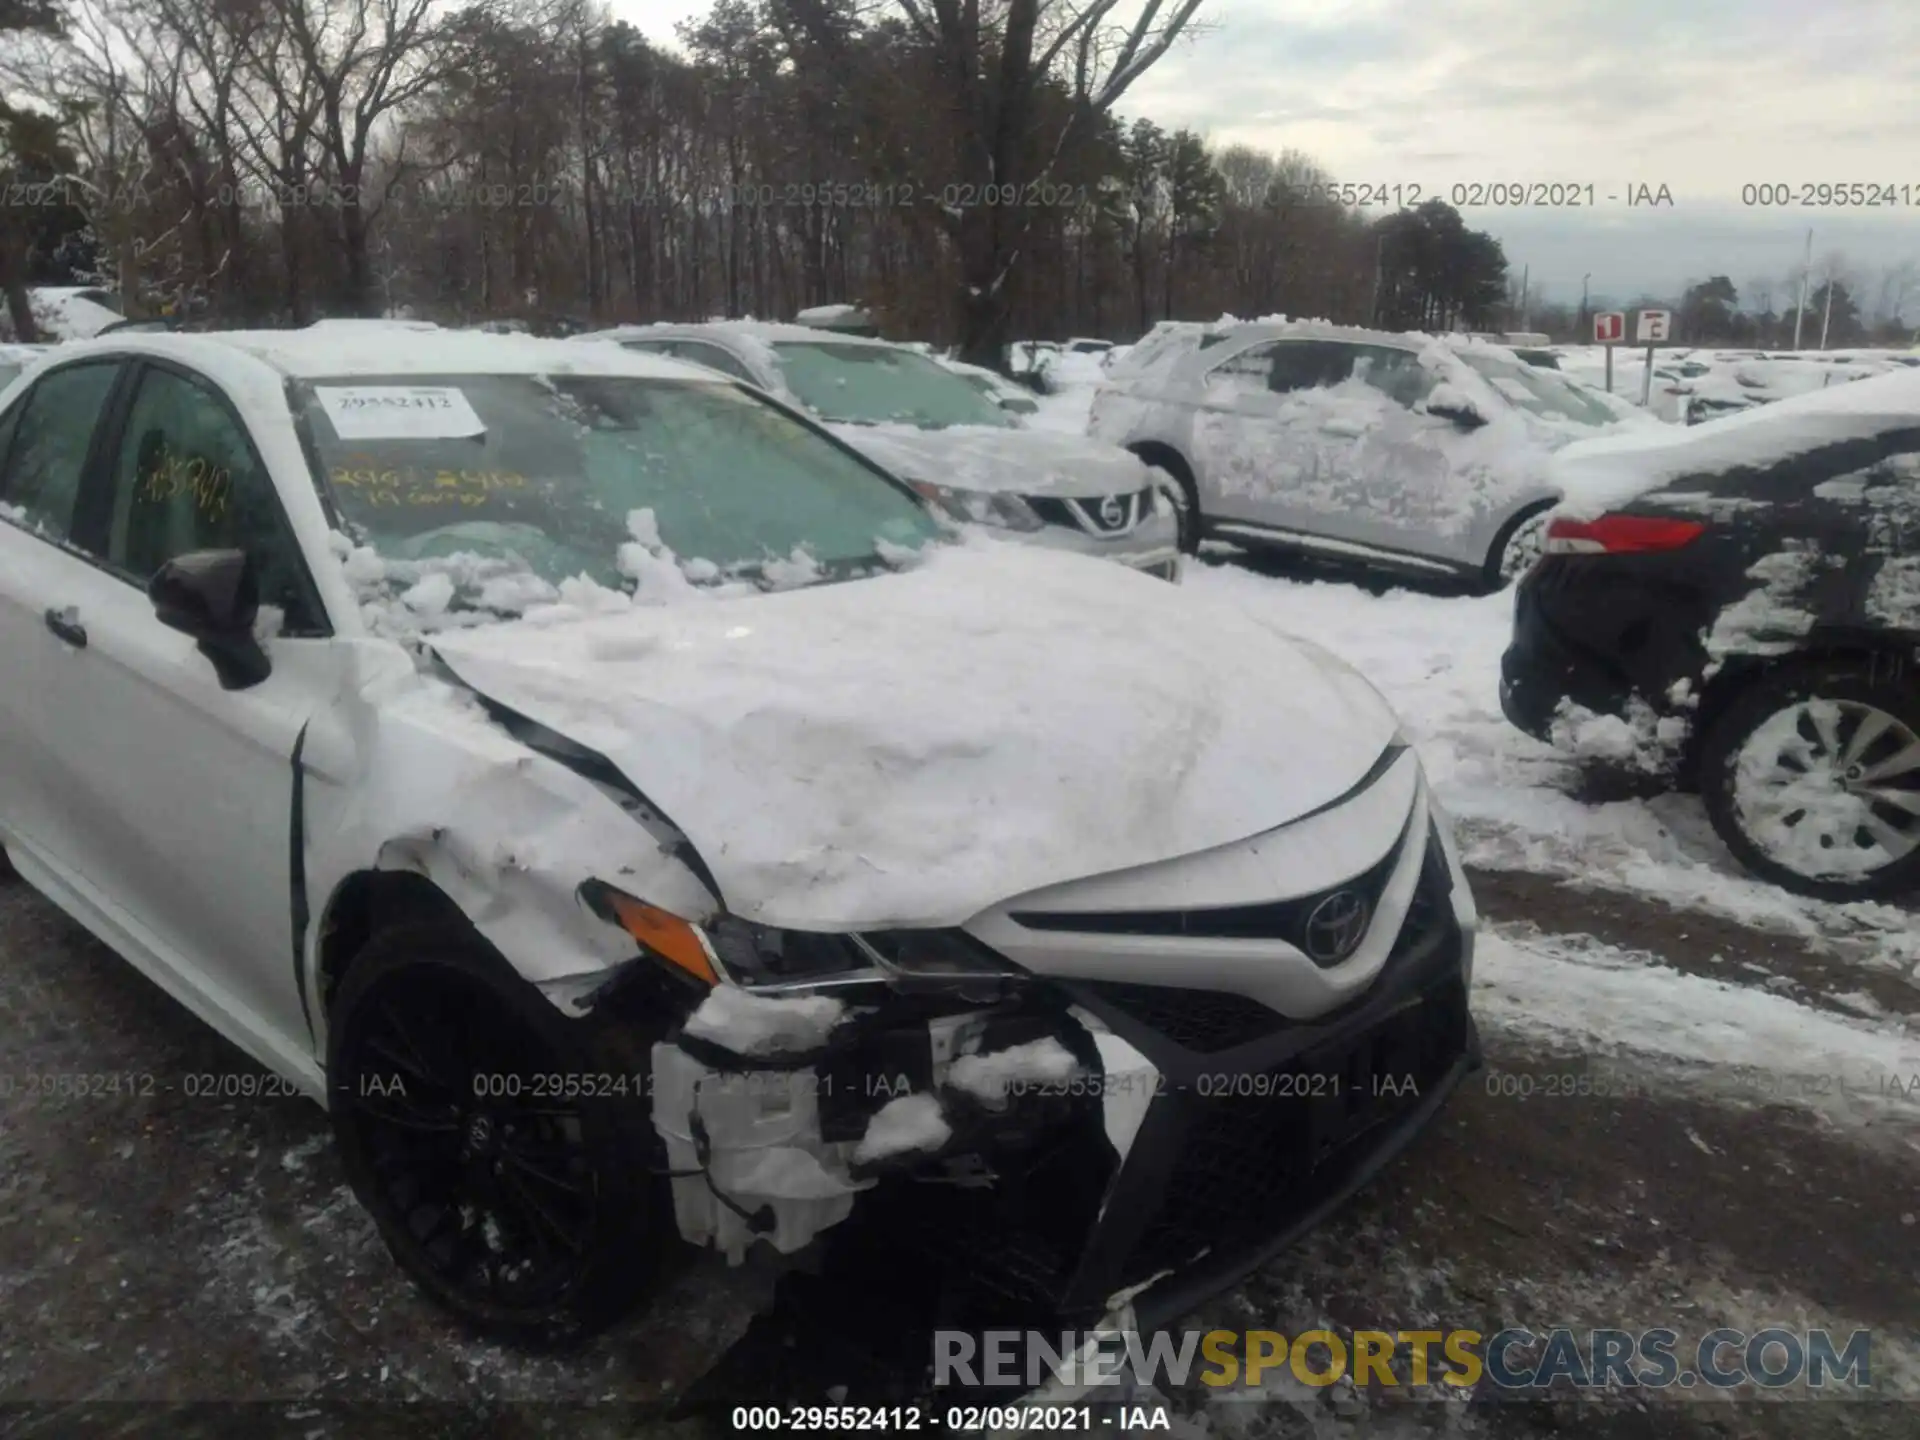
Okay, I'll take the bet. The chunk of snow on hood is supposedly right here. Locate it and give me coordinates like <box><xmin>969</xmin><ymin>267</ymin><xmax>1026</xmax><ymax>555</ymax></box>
<box><xmin>1550</xmin><ymin>367</ymin><xmax>1920</xmax><ymax>518</ymax></box>
<box><xmin>681</xmin><ymin>986</ymin><xmax>847</xmax><ymax>1057</ymax></box>
<box><xmin>829</xmin><ymin>422</ymin><xmax>1152</xmax><ymax>499</ymax></box>
<box><xmin>946</xmin><ymin>1038</ymin><xmax>1082</xmax><ymax>1109</ymax></box>
<box><xmin>854</xmin><ymin>1093</ymin><xmax>951</xmax><ymax>1163</ymax></box>
<box><xmin>428</xmin><ymin>543</ymin><xmax>1402</xmax><ymax>929</ymax></box>
<box><xmin>760</xmin><ymin>547</ymin><xmax>824</xmax><ymax>589</ymax></box>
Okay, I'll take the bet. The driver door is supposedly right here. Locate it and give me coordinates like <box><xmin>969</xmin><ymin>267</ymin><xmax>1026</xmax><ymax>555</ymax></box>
<box><xmin>28</xmin><ymin>358</ymin><xmax>344</xmax><ymax>1062</ymax></box>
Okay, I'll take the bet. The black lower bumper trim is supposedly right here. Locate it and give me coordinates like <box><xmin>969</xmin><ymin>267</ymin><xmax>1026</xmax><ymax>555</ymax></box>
<box><xmin>1132</xmin><ymin>1019</ymin><xmax>1480</xmax><ymax>1332</ymax></box>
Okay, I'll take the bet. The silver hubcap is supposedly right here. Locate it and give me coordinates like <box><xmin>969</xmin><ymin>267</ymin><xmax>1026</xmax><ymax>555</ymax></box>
<box><xmin>1731</xmin><ymin>697</ymin><xmax>1920</xmax><ymax>879</ymax></box>
<box><xmin>1499</xmin><ymin>514</ymin><xmax>1550</xmax><ymax>582</ymax></box>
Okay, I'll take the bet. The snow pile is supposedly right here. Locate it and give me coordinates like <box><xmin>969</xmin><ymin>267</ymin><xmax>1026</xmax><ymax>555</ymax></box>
<box><xmin>328</xmin><ymin>508</ymin><xmax>809</xmax><ymax>638</ymax></box>
<box><xmin>1549</xmin><ymin>367</ymin><xmax>1920</xmax><ymax>518</ymax></box>
<box><xmin>947</xmin><ymin>1038</ymin><xmax>1082</xmax><ymax>1109</ymax></box>
<box><xmin>1476</xmin><ymin>927</ymin><xmax>1920</xmax><ymax>1126</ymax></box>
<box><xmin>854</xmin><ymin>1093</ymin><xmax>951</xmax><ymax>1163</ymax></box>
<box><xmin>1548</xmin><ymin>697</ymin><xmax>1686</xmax><ymax>775</ymax></box>
<box><xmin>681</xmin><ymin>986</ymin><xmax>847</xmax><ymax>1057</ymax></box>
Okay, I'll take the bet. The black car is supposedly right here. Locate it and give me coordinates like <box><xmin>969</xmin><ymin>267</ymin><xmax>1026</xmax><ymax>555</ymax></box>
<box><xmin>1500</xmin><ymin>371</ymin><xmax>1920</xmax><ymax>900</ymax></box>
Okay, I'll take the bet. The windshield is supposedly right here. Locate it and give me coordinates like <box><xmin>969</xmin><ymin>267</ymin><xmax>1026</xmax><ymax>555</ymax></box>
<box><xmin>771</xmin><ymin>342</ymin><xmax>1016</xmax><ymax>429</ymax></box>
<box><xmin>296</xmin><ymin>373</ymin><xmax>944</xmax><ymax>616</ymax></box>
<box><xmin>1457</xmin><ymin>351</ymin><xmax>1619</xmax><ymax>427</ymax></box>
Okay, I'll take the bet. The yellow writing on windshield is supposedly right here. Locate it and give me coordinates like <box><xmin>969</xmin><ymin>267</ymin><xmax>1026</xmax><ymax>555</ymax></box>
<box><xmin>329</xmin><ymin>465</ymin><xmax>529</xmax><ymax>508</ymax></box>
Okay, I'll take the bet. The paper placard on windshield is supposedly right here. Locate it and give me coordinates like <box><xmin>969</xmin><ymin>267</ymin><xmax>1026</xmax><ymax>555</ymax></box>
<box><xmin>315</xmin><ymin>385</ymin><xmax>486</xmax><ymax>440</ymax></box>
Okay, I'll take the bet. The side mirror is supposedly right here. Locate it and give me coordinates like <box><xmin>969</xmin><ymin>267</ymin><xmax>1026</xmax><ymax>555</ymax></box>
<box><xmin>148</xmin><ymin>549</ymin><xmax>272</xmax><ymax>691</ymax></box>
<box><xmin>1427</xmin><ymin>400</ymin><xmax>1487</xmax><ymax>430</ymax></box>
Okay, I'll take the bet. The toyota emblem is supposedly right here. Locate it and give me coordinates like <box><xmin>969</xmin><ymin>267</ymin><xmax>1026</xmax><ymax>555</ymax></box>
<box><xmin>1097</xmin><ymin>494</ymin><xmax>1127</xmax><ymax>529</ymax></box>
<box><xmin>1303</xmin><ymin>889</ymin><xmax>1370</xmax><ymax>964</ymax></box>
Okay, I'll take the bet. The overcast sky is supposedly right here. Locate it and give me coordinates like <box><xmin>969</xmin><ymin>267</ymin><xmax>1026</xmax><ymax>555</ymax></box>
<box><xmin>611</xmin><ymin>0</ymin><xmax>1920</xmax><ymax>308</ymax></box>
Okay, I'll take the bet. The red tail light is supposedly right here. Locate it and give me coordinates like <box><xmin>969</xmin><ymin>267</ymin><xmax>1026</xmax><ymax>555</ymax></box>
<box><xmin>1545</xmin><ymin>514</ymin><xmax>1706</xmax><ymax>555</ymax></box>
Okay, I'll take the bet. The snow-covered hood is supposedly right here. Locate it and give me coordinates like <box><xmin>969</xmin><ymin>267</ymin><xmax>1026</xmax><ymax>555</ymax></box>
<box><xmin>828</xmin><ymin>422</ymin><xmax>1156</xmax><ymax>498</ymax></box>
<box><xmin>427</xmin><ymin>543</ymin><xmax>1401</xmax><ymax>930</ymax></box>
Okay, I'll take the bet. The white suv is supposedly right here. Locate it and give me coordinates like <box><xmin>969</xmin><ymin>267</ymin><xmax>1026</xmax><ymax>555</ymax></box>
<box><xmin>1091</xmin><ymin>320</ymin><xmax>1651</xmax><ymax>587</ymax></box>
<box><xmin>0</xmin><ymin>327</ymin><xmax>1477</xmax><ymax>1347</ymax></box>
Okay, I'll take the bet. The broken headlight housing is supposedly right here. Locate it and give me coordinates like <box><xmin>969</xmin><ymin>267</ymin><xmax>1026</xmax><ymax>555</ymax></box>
<box><xmin>710</xmin><ymin>918</ymin><xmax>1025</xmax><ymax>1000</ymax></box>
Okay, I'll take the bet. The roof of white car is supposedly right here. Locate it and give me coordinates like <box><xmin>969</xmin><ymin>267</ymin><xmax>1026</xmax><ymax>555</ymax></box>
<box><xmin>1551</xmin><ymin>365</ymin><xmax>1920</xmax><ymax>514</ymax></box>
<box><xmin>584</xmin><ymin>319</ymin><xmax>894</xmax><ymax>349</ymax></box>
<box><xmin>56</xmin><ymin>325</ymin><xmax>706</xmax><ymax>382</ymax></box>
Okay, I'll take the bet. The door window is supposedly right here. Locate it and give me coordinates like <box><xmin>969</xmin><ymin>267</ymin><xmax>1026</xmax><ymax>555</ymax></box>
<box><xmin>100</xmin><ymin>365</ymin><xmax>326</xmax><ymax>633</ymax></box>
<box><xmin>0</xmin><ymin>361</ymin><xmax>120</xmax><ymax>541</ymax></box>
<box><xmin>1206</xmin><ymin>342</ymin><xmax>1281</xmax><ymax>391</ymax></box>
<box><xmin>1266</xmin><ymin>342</ymin><xmax>1360</xmax><ymax>393</ymax></box>
<box><xmin>1352</xmin><ymin>347</ymin><xmax>1438</xmax><ymax>409</ymax></box>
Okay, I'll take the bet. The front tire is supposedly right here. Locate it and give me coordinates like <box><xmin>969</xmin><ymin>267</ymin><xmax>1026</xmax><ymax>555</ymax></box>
<box><xmin>1699</xmin><ymin>660</ymin><xmax>1920</xmax><ymax>900</ymax></box>
<box><xmin>328</xmin><ymin>923</ymin><xmax>673</xmax><ymax>1347</ymax></box>
<box><xmin>1485</xmin><ymin>508</ymin><xmax>1552</xmax><ymax>591</ymax></box>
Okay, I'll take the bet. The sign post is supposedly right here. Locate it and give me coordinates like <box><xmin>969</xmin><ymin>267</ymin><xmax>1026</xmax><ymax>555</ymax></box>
<box><xmin>1635</xmin><ymin>309</ymin><xmax>1671</xmax><ymax>406</ymax></box>
<box><xmin>1594</xmin><ymin>311</ymin><xmax>1625</xmax><ymax>393</ymax></box>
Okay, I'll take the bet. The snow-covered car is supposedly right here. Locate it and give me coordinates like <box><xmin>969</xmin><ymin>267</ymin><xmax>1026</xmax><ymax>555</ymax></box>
<box><xmin>583</xmin><ymin>322</ymin><xmax>1180</xmax><ymax>579</ymax></box>
<box><xmin>941</xmin><ymin>355</ymin><xmax>1040</xmax><ymax>415</ymax></box>
<box><xmin>1088</xmin><ymin>321</ymin><xmax>1656</xmax><ymax>587</ymax></box>
<box><xmin>1679</xmin><ymin>355</ymin><xmax>1900</xmax><ymax>426</ymax></box>
<box><xmin>0</xmin><ymin>326</ymin><xmax>1479</xmax><ymax>1346</ymax></box>
<box><xmin>1501</xmin><ymin>369</ymin><xmax>1920</xmax><ymax>899</ymax></box>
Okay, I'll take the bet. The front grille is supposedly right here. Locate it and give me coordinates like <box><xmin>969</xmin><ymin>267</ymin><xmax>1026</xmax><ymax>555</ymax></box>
<box><xmin>1076</xmin><ymin>982</ymin><xmax>1287</xmax><ymax>1053</ymax></box>
<box><xmin>1013</xmin><ymin>814</ymin><xmax>1412</xmax><ymax>963</ymax></box>
<box><xmin>1122</xmin><ymin>972</ymin><xmax>1469</xmax><ymax>1282</ymax></box>
<box><xmin>1067</xmin><ymin>825</ymin><xmax>1454</xmax><ymax>1062</ymax></box>
<box><xmin>1026</xmin><ymin>491</ymin><xmax>1147</xmax><ymax>536</ymax></box>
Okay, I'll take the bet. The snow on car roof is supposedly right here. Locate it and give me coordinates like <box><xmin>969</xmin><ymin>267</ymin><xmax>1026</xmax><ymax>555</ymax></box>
<box><xmin>62</xmin><ymin>325</ymin><xmax>707</xmax><ymax>382</ymax></box>
<box><xmin>1105</xmin><ymin>316</ymin><xmax>1432</xmax><ymax>385</ymax></box>
<box><xmin>1550</xmin><ymin>365</ymin><xmax>1920</xmax><ymax>515</ymax></box>
<box><xmin>585</xmin><ymin>319</ymin><xmax>893</xmax><ymax>348</ymax></box>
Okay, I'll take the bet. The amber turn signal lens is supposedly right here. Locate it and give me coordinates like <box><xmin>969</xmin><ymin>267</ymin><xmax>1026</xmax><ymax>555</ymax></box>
<box><xmin>605</xmin><ymin>892</ymin><xmax>718</xmax><ymax>986</ymax></box>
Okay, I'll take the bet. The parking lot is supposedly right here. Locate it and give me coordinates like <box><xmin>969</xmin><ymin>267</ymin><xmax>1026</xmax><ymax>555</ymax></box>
<box><xmin>3</xmin><ymin>551</ymin><xmax>1915</xmax><ymax>1440</ymax></box>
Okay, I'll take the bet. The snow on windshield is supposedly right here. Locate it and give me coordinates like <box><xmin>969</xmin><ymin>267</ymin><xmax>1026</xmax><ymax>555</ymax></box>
<box><xmin>772</xmin><ymin>342</ymin><xmax>1016</xmax><ymax>429</ymax></box>
<box><xmin>301</xmin><ymin>371</ymin><xmax>943</xmax><ymax>632</ymax></box>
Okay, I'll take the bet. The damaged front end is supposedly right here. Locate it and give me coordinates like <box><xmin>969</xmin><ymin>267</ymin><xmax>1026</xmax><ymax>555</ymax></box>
<box><xmin>625</xmin><ymin>918</ymin><xmax>1143</xmax><ymax>1309</ymax></box>
<box><xmin>619</xmin><ymin>875</ymin><xmax>1474</xmax><ymax>1348</ymax></box>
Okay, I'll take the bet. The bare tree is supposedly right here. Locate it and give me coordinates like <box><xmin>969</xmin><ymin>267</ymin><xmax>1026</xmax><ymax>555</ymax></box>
<box><xmin>777</xmin><ymin>0</ymin><xmax>1207</xmax><ymax>365</ymax></box>
<box><xmin>271</xmin><ymin>0</ymin><xmax>454</xmax><ymax>314</ymax></box>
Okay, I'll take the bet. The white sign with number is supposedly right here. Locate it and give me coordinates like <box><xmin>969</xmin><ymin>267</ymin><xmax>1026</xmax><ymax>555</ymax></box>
<box><xmin>1635</xmin><ymin>309</ymin><xmax>1671</xmax><ymax>343</ymax></box>
<box><xmin>1593</xmin><ymin>311</ymin><xmax>1625</xmax><ymax>344</ymax></box>
<box><xmin>315</xmin><ymin>385</ymin><xmax>487</xmax><ymax>440</ymax></box>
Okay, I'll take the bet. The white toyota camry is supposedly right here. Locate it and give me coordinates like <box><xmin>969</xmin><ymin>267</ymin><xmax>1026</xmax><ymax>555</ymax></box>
<box><xmin>0</xmin><ymin>325</ymin><xmax>1478</xmax><ymax>1347</ymax></box>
